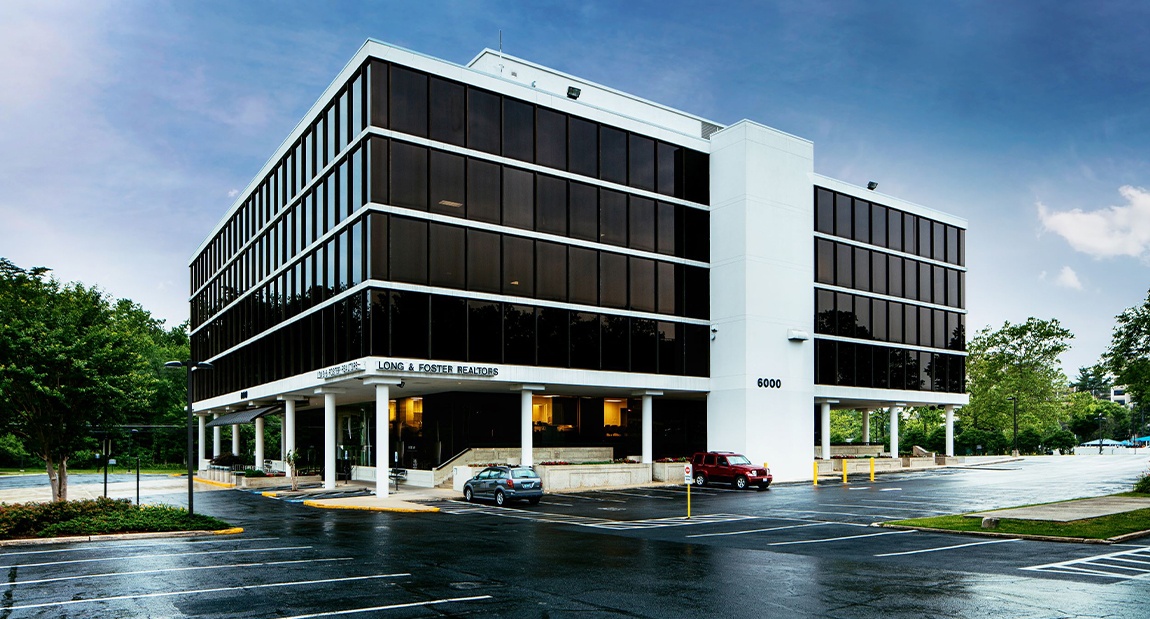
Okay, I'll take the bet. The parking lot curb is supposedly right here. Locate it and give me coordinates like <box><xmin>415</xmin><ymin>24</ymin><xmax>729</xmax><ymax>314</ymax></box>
<box><xmin>301</xmin><ymin>499</ymin><xmax>440</xmax><ymax>513</ymax></box>
<box><xmin>876</xmin><ymin>523</ymin><xmax>1114</xmax><ymax>544</ymax></box>
<box><xmin>0</xmin><ymin>527</ymin><xmax>245</xmax><ymax>547</ymax></box>
<box><xmin>194</xmin><ymin>477</ymin><xmax>235</xmax><ymax>489</ymax></box>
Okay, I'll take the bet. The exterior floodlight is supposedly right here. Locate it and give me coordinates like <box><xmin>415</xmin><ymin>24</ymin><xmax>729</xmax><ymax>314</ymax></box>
<box><xmin>867</xmin><ymin>181</ymin><xmax>878</xmax><ymax>190</ymax></box>
<box><xmin>567</xmin><ymin>86</ymin><xmax>581</xmax><ymax>100</ymax></box>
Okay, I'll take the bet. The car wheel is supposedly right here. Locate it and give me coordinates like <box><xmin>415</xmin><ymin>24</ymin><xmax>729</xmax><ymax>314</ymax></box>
<box><xmin>734</xmin><ymin>475</ymin><xmax>748</xmax><ymax>490</ymax></box>
<box><xmin>528</xmin><ymin>497</ymin><xmax>540</xmax><ymax>505</ymax></box>
<box><xmin>694</xmin><ymin>473</ymin><xmax>707</xmax><ymax>486</ymax></box>
<box><xmin>494</xmin><ymin>490</ymin><xmax>506</xmax><ymax>506</ymax></box>
<box><xmin>463</xmin><ymin>487</ymin><xmax>473</xmax><ymax>502</ymax></box>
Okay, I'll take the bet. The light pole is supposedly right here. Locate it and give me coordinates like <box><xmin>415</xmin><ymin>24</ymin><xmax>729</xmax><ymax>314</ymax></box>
<box><xmin>164</xmin><ymin>360</ymin><xmax>213</xmax><ymax>515</ymax></box>
<box><xmin>1006</xmin><ymin>396</ymin><xmax>1019</xmax><ymax>456</ymax></box>
<box><xmin>1096</xmin><ymin>413</ymin><xmax>1106</xmax><ymax>455</ymax></box>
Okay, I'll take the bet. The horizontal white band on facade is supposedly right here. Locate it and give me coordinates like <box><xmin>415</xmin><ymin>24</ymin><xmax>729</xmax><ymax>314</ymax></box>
<box><xmin>813</xmin><ymin>334</ymin><xmax>968</xmax><ymax>357</ymax></box>
<box><xmin>813</xmin><ymin>283</ymin><xmax>967</xmax><ymax>315</ymax></box>
<box><xmin>812</xmin><ymin>384</ymin><xmax>969</xmax><ymax>407</ymax></box>
<box><xmin>192</xmin><ymin>354</ymin><xmax>710</xmax><ymax>411</ymax></box>
<box><xmin>198</xmin><ymin>277</ymin><xmax>711</xmax><ymax>364</ymax></box>
<box><xmin>813</xmin><ymin>232</ymin><xmax>968</xmax><ymax>273</ymax></box>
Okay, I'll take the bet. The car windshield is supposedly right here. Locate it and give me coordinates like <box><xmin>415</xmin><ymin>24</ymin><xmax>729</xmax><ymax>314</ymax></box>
<box><xmin>511</xmin><ymin>469</ymin><xmax>539</xmax><ymax>479</ymax></box>
<box><xmin>727</xmin><ymin>455</ymin><xmax>752</xmax><ymax>465</ymax></box>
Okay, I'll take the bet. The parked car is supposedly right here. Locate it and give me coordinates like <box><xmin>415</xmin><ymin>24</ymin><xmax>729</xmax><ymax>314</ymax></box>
<box><xmin>690</xmin><ymin>451</ymin><xmax>772</xmax><ymax>490</ymax></box>
<box><xmin>462</xmin><ymin>466</ymin><xmax>543</xmax><ymax>506</ymax></box>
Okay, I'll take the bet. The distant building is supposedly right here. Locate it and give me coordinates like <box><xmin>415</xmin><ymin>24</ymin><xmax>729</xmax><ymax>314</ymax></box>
<box><xmin>186</xmin><ymin>39</ymin><xmax>968</xmax><ymax>486</ymax></box>
<box><xmin>1109</xmin><ymin>386</ymin><xmax>1134</xmax><ymax>409</ymax></box>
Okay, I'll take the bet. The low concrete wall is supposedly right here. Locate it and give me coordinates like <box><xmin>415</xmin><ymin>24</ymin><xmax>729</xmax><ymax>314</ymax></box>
<box><xmin>901</xmin><ymin>456</ymin><xmax>936</xmax><ymax>468</ymax></box>
<box><xmin>829</xmin><ymin>444</ymin><xmax>885</xmax><ymax>457</ymax></box>
<box><xmin>935</xmin><ymin>456</ymin><xmax>963</xmax><ymax>465</ymax></box>
<box><xmin>831</xmin><ymin>459</ymin><xmax>901</xmax><ymax>473</ymax></box>
<box><xmin>537</xmin><ymin>463</ymin><xmax>651</xmax><ymax>492</ymax></box>
<box><xmin>652</xmin><ymin>461</ymin><xmax>691</xmax><ymax>482</ymax></box>
<box><xmin>236</xmin><ymin>475</ymin><xmax>290</xmax><ymax>489</ymax></box>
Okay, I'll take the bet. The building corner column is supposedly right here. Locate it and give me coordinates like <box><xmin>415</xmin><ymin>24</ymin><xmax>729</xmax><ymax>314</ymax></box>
<box><xmin>231</xmin><ymin>424</ymin><xmax>240</xmax><ymax>456</ymax></box>
<box><xmin>254</xmin><ymin>417</ymin><xmax>265</xmax><ymax>470</ymax></box>
<box><xmin>820</xmin><ymin>402</ymin><xmax>832</xmax><ymax>460</ymax></box>
<box><xmin>635</xmin><ymin>391</ymin><xmax>663</xmax><ymax>464</ymax></box>
<box><xmin>862</xmin><ymin>409</ymin><xmax>871</xmax><ymax>444</ymax></box>
<box><xmin>890</xmin><ymin>405</ymin><xmax>903</xmax><ymax>459</ymax></box>
<box><xmin>945</xmin><ymin>405</ymin><xmax>955</xmax><ymax>457</ymax></box>
<box><xmin>197</xmin><ymin>414</ymin><xmax>207</xmax><ymax>470</ymax></box>
<box><xmin>365</xmin><ymin>378</ymin><xmax>402</xmax><ymax>498</ymax></box>
<box><xmin>517</xmin><ymin>385</ymin><xmax>545</xmax><ymax>467</ymax></box>
<box><xmin>212</xmin><ymin>413</ymin><xmax>221</xmax><ymax>459</ymax></box>
<box><xmin>278</xmin><ymin>396</ymin><xmax>306</xmax><ymax>479</ymax></box>
<box><xmin>315</xmin><ymin>388</ymin><xmax>345</xmax><ymax>490</ymax></box>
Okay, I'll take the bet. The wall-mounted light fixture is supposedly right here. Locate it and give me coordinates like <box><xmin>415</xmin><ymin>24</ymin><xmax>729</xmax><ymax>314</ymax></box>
<box><xmin>567</xmin><ymin>86</ymin><xmax>581</xmax><ymax>100</ymax></box>
<box><xmin>866</xmin><ymin>181</ymin><xmax>878</xmax><ymax>190</ymax></box>
<box><xmin>787</xmin><ymin>329</ymin><xmax>810</xmax><ymax>341</ymax></box>
<box><xmin>711</xmin><ymin>327</ymin><xmax>718</xmax><ymax>341</ymax></box>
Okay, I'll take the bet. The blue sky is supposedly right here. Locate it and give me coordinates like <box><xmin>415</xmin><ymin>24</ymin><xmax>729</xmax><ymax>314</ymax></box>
<box><xmin>2</xmin><ymin>1</ymin><xmax>1148</xmax><ymax>378</ymax></box>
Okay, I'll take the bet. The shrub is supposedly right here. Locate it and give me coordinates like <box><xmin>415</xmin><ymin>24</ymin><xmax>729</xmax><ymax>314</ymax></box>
<box><xmin>0</xmin><ymin>497</ymin><xmax>230</xmax><ymax>539</ymax></box>
<box><xmin>1134</xmin><ymin>473</ymin><xmax>1150</xmax><ymax>494</ymax></box>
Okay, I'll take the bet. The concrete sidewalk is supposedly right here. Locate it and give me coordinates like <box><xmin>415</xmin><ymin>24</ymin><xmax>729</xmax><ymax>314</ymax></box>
<box><xmin>968</xmin><ymin>496</ymin><xmax>1150</xmax><ymax>522</ymax></box>
<box><xmin>257</xmin><ymin>482</ymin><xmax>456</xmax><ymax>512</ymax></box>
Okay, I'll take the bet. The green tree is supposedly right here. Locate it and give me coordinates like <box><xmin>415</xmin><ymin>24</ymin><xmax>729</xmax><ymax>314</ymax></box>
<box><xmin>1105</xmin><ymin>289</ymin><xmax>1150</xmax><ymax>409</ymax></box>
<box><xmin>1071</xmin><ymin>363</ymin><xmax>1112</xmax><ymax>399</ymax></box>
<box><xmin>1065</xmin><ymin>392</ymin><xmax>1129</xmax><ymax>442</ymax></box>
<box><xmin>0</xmin><ymin>259</ymin><xmax>159</xmax><ymax>501</ymax></box>
<box><xmin>1043</xmin><ymin>429</ymin><xmax>1077</xmax><ymax>453</ymax></box>
<box><xmin>964</xmin><ymin>318</ymin><xmax>1073</xmax><ymax>438</ymax></box>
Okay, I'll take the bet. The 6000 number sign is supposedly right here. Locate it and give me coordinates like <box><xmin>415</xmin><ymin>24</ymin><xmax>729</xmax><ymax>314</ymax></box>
<box><xmin>756</xmin><ymin>378</ymin><xmax>782</xmax><ymax>388</ymax></box>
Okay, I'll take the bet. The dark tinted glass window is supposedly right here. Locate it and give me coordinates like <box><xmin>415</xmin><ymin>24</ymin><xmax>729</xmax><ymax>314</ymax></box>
<box><xmin>947</xmin><ymin>269</ymin><xmax>959</xmax><ymax>308</ymax></box>
<box><xmin>856</xmin><ymin>297</ymin><xmax>871</xmax><ymax>339</ymax></box>
<box><xmin>933</xmin><ymin>265</ymin><xmax>945</xmax><ymax>306</ymax></box>
<box><xmin>816</xmin><ymin>188</ymin><xmax>834</xmax><ymax>234</ymax></box>
<box><xmin>430</xmin><ymin>295</ymin><xmax>466</xmax><ymax>361</ymax></box>
<box><xmin>628</xmin><ymin>135</ymin><xmax>655</xmax><ymax>191</ymax></box>
<box><xmin>503</xmin><ymin>236</ymin><xmax>534</xmax><ymax>297</ymax></box>
<box><xmin>836</xmin><ymin>293</ymin><xmax>854</xmax><ymax>337</ymax></box>
<box><xmin>888</xmin><ymin>210</ymin><xmax>903</xmax><ymax>251</ymax></box>
<box><xmin>657</xmin><ymin>142</ymin><xmax>681</xmax><ymax>197</ymax></box>
<box><xmin>467</xmin><ymin>229</ymin><xmax>500</xmax><ymax>293</ymax></box>
<box><xmin>389</xmin><ymin>217</ymin><xmax>427</xmax><ymax>283</ymax></box>
<box><xmin>889</xmin><ymin>301</ymin><xmax>903</xmax><ymax>343</ymax></box>
<box><xmin>904</xmin><ymin>260</ymin><xmax>917</xmax><ymax>299</ymax></box>
<box><xmin>601</xmin><ymin>315</ymin><xmax>629</xmax><ymax>371</ymax></box>
<box><xmin>657</xmin><ymin>262</ymin><xmax>675</xmax><ymax>315</ymax></box>
<box><xmin>904</xmin><ymin>214</ymin><xmax>917</xmax><ymax>255</ymax></box>
<box><xmin>368</xmin><ymin>61</ymin><xmax>387</xmax><ymax>128</ymax></box>
<box><xmin>390</xmin><ymin>142</ymin><xmax>427</xmax><ymax>210</ymax></box>
<box><xmin>854</xmin><ymin>200</ymin><xmax>870</xmax><ymax>244</ymax></box>
<box><xmin>467</xmin><ymin>89</ymin><xmax>500</xmax><ymax>154</ymax></box>
<box><xmin>569</xmin><ymin>182</ymin><xmax>598</xmax><ymax>241</ymax></box>
<box><xmin>934</xmin><ymin>308</ymin><xmax>946</xmax><ymax>350</ymax></box>
<box><xmin>933</xmin><ymin>222</ymin><xmax>945</xmax><ymax>261</ymax></box>
<box><xmin>919</xmin><ymin>262</ymin><xmax>932</xmax><ymax>303</ymax></box>
<box><xmin>570</xmin><ymin>312</ymin><xmax>600</xmax><ymax>370</ymax></box>
<box><xmin>905</xmin><ymin>304</ymin><xmax>918</xmax><ymax>346</ymax></box>
<box><xmin>656</xmin><ymin>202</ymin><xmax>676</xmax><ymax>255</ymax></box>
<box><xmin>873</xmin><ymin>347</ymin><xmax>889</xmax><ymax>388</ymax></box>
<box><xmin>816</xmin><ymin>339</ymin><xmax>836</xmax><ymax>385</ymax></box>
<box><xmin>536</xmin><ymin>241</ymin><xmax>568</xmax><ymax>301</ymax></box>
<box><xmin>683</xmin><ymin>266</ymin><xmax>708</xmax><ymax>319</ymax></box>
<box><xmin>946</xmin><ymin>225</ymin><xmax>959</xmax><ymax>264</ymax></box>
<box><xmin>683</xmin><ymin>149</ymin><xmax>709</xmax><ymax>205</ymax></box>
<box><xmin>369</xmin><ymin>290</ymin><xmax>389</xmax><ymax>355</ymax></box>
<box><xmin>918</xmin><ymin>307</ymin><xmax>931</xmax><ymax>348</ymax></box>
<box><xmin>630</xmin><ymin>257</ymin><xmax>655</xmax><ymax>312</ymax></box>
<box><xmin>871</xmin><ymin>204</ymin><xmax>887</xmax><ymax>247</ymax></box>
<box><xmin>816</xmin><ymin>239</ymin><xmax>834</xmax><ymax>284</ymax></box>
<box><xmin>872</xmin><ymin>299</ymin><xmax>887</xmax><ymax>340</ymax></box>
<box><xmin>503</xmin><ymin>98</ymin><xmax>534</xmax><ymax>162</ymax></box>
<box><xmin>569</xmin><ymin>247</ymin><xmax>598</xmax><ymax>305</ymax></box>
<box><xmin>536</xmin><ymin>108</ymin><xmax>567</xmax><ymax>170</ymax></box>
<box><xmin>368</xmin><ymin>213</ymin><xmax>388</xmax><ymax>280</ymax></box>
<box><xmin>467</xmin><ymin>159</ymin><xmax>501</xmax><ymax>224</ymax></box>
<box><xmin>854</xmin><ymin>247</ymin><xmax>870</xmax><ymax>292</ymax></box>
<box><xmin>468</xmin><ymin>300</ymin><xmax>502</xmax><ymax>363</ymax></box>
<box><xmin>835</xmin><ymin>193</ymin><xmax>853</xmax><ymax>238</ymax></box>
<box><xmin>536</xmin><ymin>175</ymin><xmax>567</xmax><ymax>235</ymax></box>
<box><xmin>856</xmin><ymin>344</ymin><xmax>873</xmax><ymax>388</ymax></box>
<box><xmin>684</xmin><ymin>207</ymin><xmax>709</xmax><ymax>261</ymax></box>
<box><xmin>919</xmin><ymin>218</ymin><xmax>932</xmax><ymax>259</ymax></box>
<box><xmin>600</xmin><ymin>252</ymin><xmax>627</xmax><ymax>308</ymax></box>
<box><xmin>600</xmin><ymin>189</ymin><xmax>628</xmax><ymax>246</ymax></box>
<box><xmin>957</xmin><ymin>229</ymin><xmax>965</xmax><ymax>266</ymax></box>
<box><xmin>429</xmin><ymin>151</ymin><xmax>465</xmax><ymax>216</ymax></box>
<box><xmin>390</xmin><ymin>290</ymin><xmax>428</xmax><ymax>358</ymax></box>
<box><xmin>504</xmin><ymin>304</ymin><xmax>535</xmax><ymax>364</ymax></box>
<box><xmin>837</xmin><ymin>341</ymin><xmax>855</xmax><ymax>385</ymax></box>
<box><xmin>503</xmin><ymin>167</ymin><xmax>534</xmax><ymax>229</ymax></box>
<box><xmin>816</xmin><ymin>289</ymin><xmax>834</xmax><ymax>334</ymax></box>
<box><xmin>537</xmin><ymin>308</ymin><xmax>568</xmax><ymax>367</ymax></box>
<box><xmin>600</xmin><ymin>127</ymin><xmax>627</xmax><ymax>184</ymax></box>
<box><xmin>369</xmin><ymin>137</ymin><xmax>388</xmax><ymax>204</ymax></box>
<box><xmin>631</xmin><ymin>318</ymin><xmax>657</xmax><ymax>373</ymax></box>
<box><xmin>684</xmin><ymin>323</ymin><xmax>708</xmax><ymax>376</ymax></box>
<box><xmin>629</xmin><ymin>197</ymin><xmax>655</xmax><ymax>252</ymax></box>
<box><xmin>390</xmin><ymin>66</ymin><xmax>427</xmax><ymax>137</ymax></box>
<box><xmin>888</xmin><ymin>255</ymin><xmax>903</xmax><ymax>297</ymax></box>
<box><xmin>429</xmin><ymin>77</ymin><xmax>465</xmax><ymax>146</ymax></box>
<box><xmin>656</xmin><ymin>321</ymin><xmax>681</xmax><ymax>375</ymax></box>
<box><xmin>569</xmin><ymin>117</ymin><xmax>598</xmax><ymax>177</ymax></box>
<box><xmin>428</xmin><ymin>223</ymin><xmax>465</xmax><ymax>289</ymax></box>
<box><xmin>872</xmin><ymin>252</ymin><xmax>887</xmax><ymax>294</ymax></box>
<box><xmin>835</xmin><ymin>242</ymin><xmax>853</xmax><ymax>288</ymax></box>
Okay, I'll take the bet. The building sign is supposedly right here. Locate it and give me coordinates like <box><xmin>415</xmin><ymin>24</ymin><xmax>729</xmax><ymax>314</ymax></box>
<box><xmin>317</xmin><ymin>361</ymin><xmax>364</xmax><ymax>380</ymax></box>
<box><xmin>377</xmin><ymin>360</ymin><xmax>500</xmax><ymax>377</ymax></box>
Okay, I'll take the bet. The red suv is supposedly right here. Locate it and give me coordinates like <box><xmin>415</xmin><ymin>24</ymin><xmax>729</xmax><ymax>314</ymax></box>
<box><xmin>691</xmin><ymin>451</ymin><xmax>772</xmax><ymax>490</ymax></box>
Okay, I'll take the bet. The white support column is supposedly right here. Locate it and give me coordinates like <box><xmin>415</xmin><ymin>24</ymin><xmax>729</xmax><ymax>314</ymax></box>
<box><xmin>862</xmin><ymin>409</ymin><xmax>871</xmax><ymax>444</ymax></box>
<box><xmin>890</xmin><ymin>406</ymin><xmax>903</xmax><ymax>459</ymax></box>
<box><xmin>820</xmin><ymin>402</ymin><xmax>832</xmax><ymax>460</ymax></box>
<box><xmin>945</xmin><ymin>405</ymin><xmax>955</xmax><ymax>457</ymax></box>
<box><xmin>517</xmin><ymin>385</ymin><xmax>545</xmax><ymax>467</ymax></box>
<box><xmin>212</xmin><ymin>414</ymin><xmax>221</xmax><ymax>459</ymax></box>
<box><xmin>254</xmin><ymin>417</ymin><xmax>265</xmax><ymax>470</ymax></box>
<box><xmin>197</xmin><ymin>414</ymin><xmax>207</xmax><ymax>470</ymax></box>
<box><xmin>315</xmin><ymin>389</ymin><xmax>344</xmax><ymax>490</ymax></box>
<box><xmin>634</xmin><ymin>390</ymin><xmax>663</xmax><ymax>464</ymax></box>
<box><xmin>278</xmin><ymin>396</ymin><xmax>305</xmax><ymax>479</ymax></box>
<box><xmin>231</xmin><ymin>424</ymin><xmax>240</xmax><ymax>456</ymax></box>
<box><xmin>365</xmin><ymin>378</ymin><xmax>402</xmax><ymax>498</ymax></box>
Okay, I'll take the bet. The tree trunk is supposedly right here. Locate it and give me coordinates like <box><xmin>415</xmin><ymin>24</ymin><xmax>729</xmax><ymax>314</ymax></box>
<box><xmin>56</xmin><ymin>459</ymin><xmax>68</xmax><ymax>502</ymax></box>
<box><xmin>45</xmin><ymin>455</ymin><xmax>59</xmax><ymax>500</ymax></box>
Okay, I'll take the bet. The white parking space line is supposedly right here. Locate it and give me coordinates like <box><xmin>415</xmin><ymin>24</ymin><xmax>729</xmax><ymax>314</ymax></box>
<box><xmin>595</xmin><ymin>490</ymin><xmax>674</xmax><ymax>500</ymax></box>
<box><xmin>874</xmin><ymin>538</ymin><xmax>1021</xmax><ymax>557</ymax></box>
<box><xmin>278</xmin><ymin>595</ymin><xmax>493</xmax><ymax>619</ymax></box>
<box><xmin>6</xmin><ymin>573</ymin><xmax>411</xmax><ymax>611</ymax></box>
<box><xmin>1022</xmin><ymin>546</ymin><xmax>1150</xmax><ymax>580</ymax></box>
<box><xmin>6</xmin><ymin>557</ymin><xmax>354</xmax><ymax>587</ymax></box>
<box><xmin>770</xmin><ymin>508</ymin><xmax>906</xmax><ymax>519</ymax></box>
<box><xmin>768</xmin><ymin>530</ymin><xmax>915</xmax><ymax>546</ymax></box>
<box><xmin>0</xmin><ymin>536</ymin><xmax>282</xmax><ymax>557</ymax></box>
<box><xmin>586</xmin><ymin>513</ymin><xmax>757</xmax><ymax>530</ymax></box>
<box><xmin>562</xmin><ymin>494</ymin><xmax>627</xmax><ymax>503</ymax></box>
<box><xmin>0</xmin><ymin>545</ymin><xmax>311</xmax><ymax>570</ymax></box>
<box><xmin>539</xmin><ymin>501</ymin><xmax>572</xmax><ymax>506</ymax></box>
<box><xmin>686</xmin><ymin>522</ymin><xmax>831</xmax><ymax>538</ymax></box>
<box><xmin>820</xmin><ymin>503</ymin><xmax>947</xmax><ymax>514</ymax></box>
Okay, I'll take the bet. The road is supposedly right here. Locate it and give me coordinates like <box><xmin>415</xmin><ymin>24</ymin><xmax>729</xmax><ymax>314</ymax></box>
<box><xmin>0</xmin><ymin>454</ymin><xmax>1147</xmax><ymax>618</ymax></box>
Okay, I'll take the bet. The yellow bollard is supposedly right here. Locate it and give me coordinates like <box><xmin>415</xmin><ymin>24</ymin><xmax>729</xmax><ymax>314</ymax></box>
<box><xmin>842</xmin><ymin>461</ymin><xmax>848</xmax><ymax>484</ymax></box>
<box><xmin>813</xmin><ymin>460</ymin><xmax>819</xmax><ymax>486</ymax></box>
<box><xmin>869</xmin><ymin>457</ymin><xmax>875</xmax><ymax>482</ymax></box>
<box><xmin>687</xmin><ymin>481</ymin><xmax>691</xmax><ymax>519</ymax></box>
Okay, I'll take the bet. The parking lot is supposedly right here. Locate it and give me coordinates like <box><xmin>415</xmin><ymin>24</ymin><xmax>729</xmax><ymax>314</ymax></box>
<box><xmin>1</xmin><ymin>455</ymin><xmax>1148</xmax><ymax>618</ymax></box>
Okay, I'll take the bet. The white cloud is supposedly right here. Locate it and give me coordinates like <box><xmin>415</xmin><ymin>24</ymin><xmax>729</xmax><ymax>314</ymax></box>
<box><xmin>1037</xmin><ymin>185</ymin><xmax>1150</xmax><ymax>259</ymax></box>
<box><xmin>1054</xmin><ymin>266</ymin><xmax>1083</xmax><ymax>290</ymax></box>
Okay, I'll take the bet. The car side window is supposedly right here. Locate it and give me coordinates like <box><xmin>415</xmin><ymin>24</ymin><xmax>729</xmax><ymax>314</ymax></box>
<box><xmin>496</xmin><ymin>471</ymin><xmax>509</xmax><ymax>479</ymax></box>
<box><xmin>476</xmin><ymin>470</ymin><xmax>490</xmax><ymax>479</ymax></box>
<box><xmin>718</xmin><ymin>457</ymin><xmax>728</xmax><ymax>466</ymax></box>
<box><xmin>704</xmin><ymin>455</ymin><xmax>716</xmax><ymax>466</ymax></box>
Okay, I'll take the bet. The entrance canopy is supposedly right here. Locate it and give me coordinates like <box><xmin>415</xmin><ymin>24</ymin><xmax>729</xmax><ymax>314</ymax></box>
<box><xmin>205</xmin><ymin>405</ymin><xmax>282</xmax><ymax>428</ymax></box>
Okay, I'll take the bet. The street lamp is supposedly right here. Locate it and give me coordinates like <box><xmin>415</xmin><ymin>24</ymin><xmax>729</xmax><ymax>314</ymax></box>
<box><xmin>1095</xmin><ymin>413</ymin><xmax>1106</xmax><ymax>455</ymax></box>
<box><xmin>164</xmin><ymin>360</ymin><xmax>213</xmax><ymax>515</ymax></box>
<box><xmin>1006</xmin><ymin>396</ymin><xmax>1019</xmax><ymax>456</ymax></box>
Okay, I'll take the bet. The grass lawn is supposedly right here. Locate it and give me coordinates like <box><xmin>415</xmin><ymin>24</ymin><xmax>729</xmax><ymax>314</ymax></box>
<box><xmin>888</xmin><ymin>492</ymin><xmax>1150</xmax><ymax>540</ymax></box>
<box><xmin>0</xmin><ymin>497</ymin><xmax>232</xmax><ymax>540</ymax></box>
